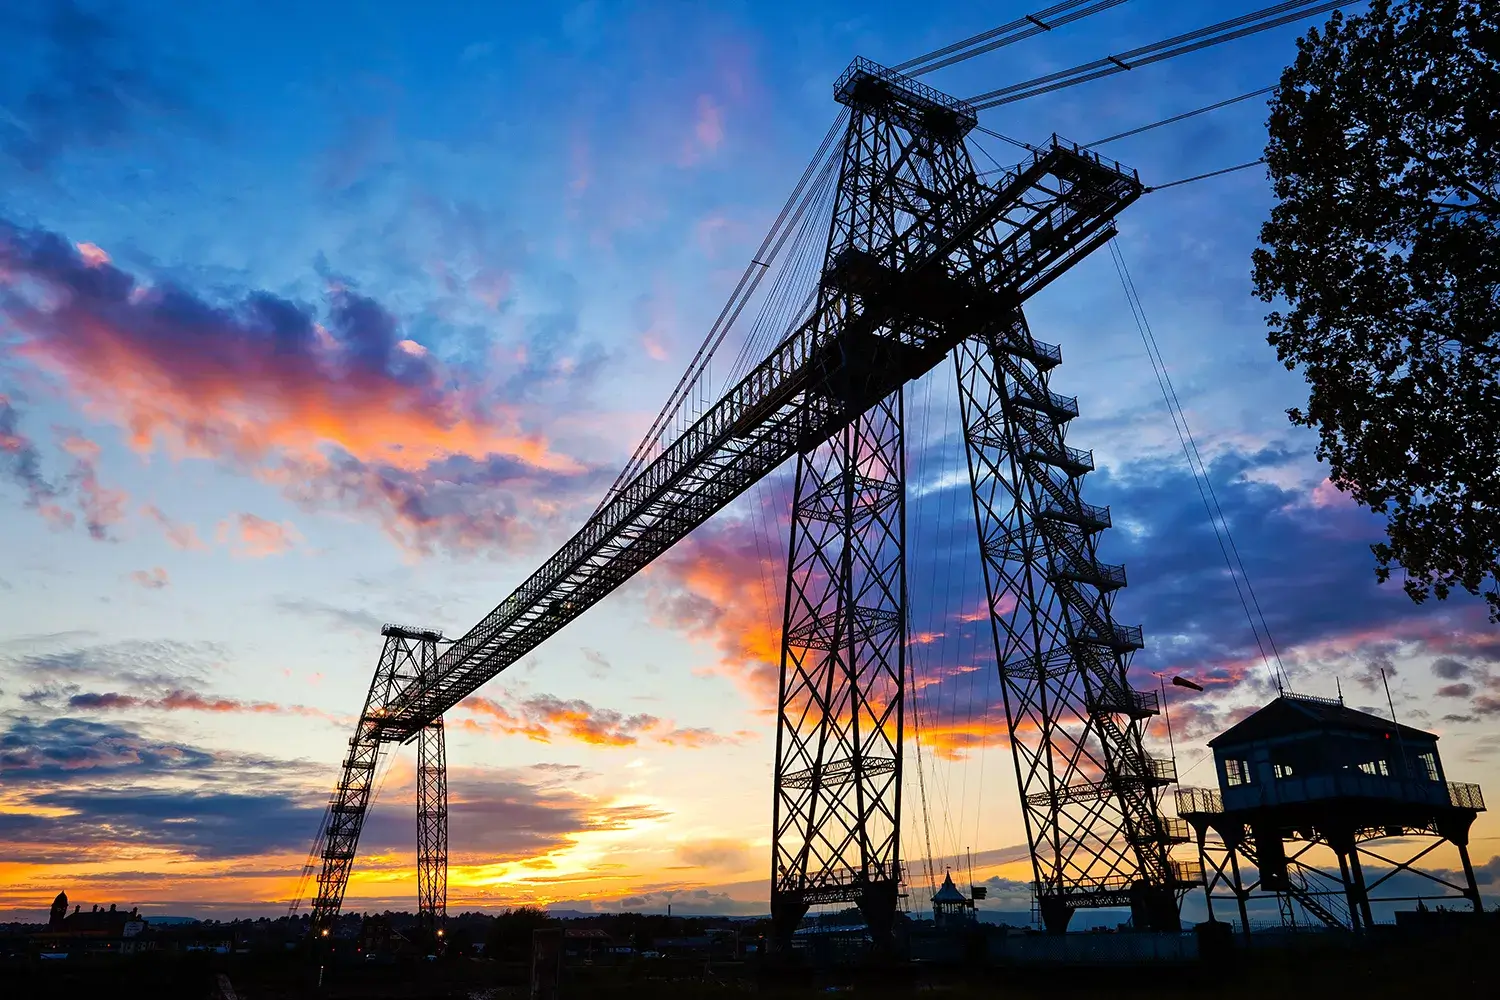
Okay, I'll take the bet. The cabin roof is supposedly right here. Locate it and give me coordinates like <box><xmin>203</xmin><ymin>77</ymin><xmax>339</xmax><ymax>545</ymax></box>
<box><xmin>932</xmin><ymin>872</ymin><xmax>968</xmax><ymax>903</ymax></box>
<box><xmin>1208</xmin><ymin>694</ymin><xmax>1435</xmax><ymax>749</ymax></box>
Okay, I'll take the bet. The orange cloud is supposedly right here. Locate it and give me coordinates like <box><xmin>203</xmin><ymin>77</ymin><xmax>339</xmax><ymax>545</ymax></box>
<box><xmin>217</xmin><ymin>513</ymin><xmax>299</xmax><ymax>558</ymax></box>
<box><xmin>459</xmin><ymin>694</ymin><xmax>746</xmax><ymax>750</ymax></box>
<box><xmin>644</xmin><ymin>518</ymin><xmax>784</xmax><ymax>709</ymax></box>
<box><xmin>0</xmin><ymin>219</ymin><xmax>595</xmax><ymax>554</ymax></box>
<box><xmin>76</xmin><ymin>242</ymin><xmax>110</xmax><ymax>267</ymax></box>
<box><xmin>956</xmin><ymin>592</ymin><xmax>1019</xmax><ymax>623</ymax></box>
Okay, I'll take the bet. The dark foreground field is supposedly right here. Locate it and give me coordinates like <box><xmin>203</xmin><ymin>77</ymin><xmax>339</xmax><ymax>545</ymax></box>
<box><xmin>5</xmin><ymin>927</ymin><xmax>1494</xmax><ymax>999</ymax></box>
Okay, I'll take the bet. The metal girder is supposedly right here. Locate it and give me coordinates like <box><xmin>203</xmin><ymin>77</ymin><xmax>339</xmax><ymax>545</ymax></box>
<box><xmin>955</xmin><ymin>312</ymin><xmax>1179</xmax><ymax>932</ymax></box>
<box><xmin>1180</xmin><ymin>789</ymin><xmax>1487</xmax><ymax>934</ymax></box>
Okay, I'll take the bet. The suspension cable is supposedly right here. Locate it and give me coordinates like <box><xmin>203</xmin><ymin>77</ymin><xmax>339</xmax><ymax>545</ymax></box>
<box><xmin>967</xmin><ymin>1</ymin><xmax>1358</xmax><ymax>109</ymax></box>
<box><xmin>287</xmin><ymin>797</ymin><xmax>333</xmax><ymax>916</ymax></box>
<box><xmin>1086</xmin><ymin>86</ymin><xmax>1277</xmax><ymax>147</ymax></box>
<box><xmin>897</xmin><ymin>0</ymin><xmax>1131</xmax><ymax>77</ymax></box>
<box><xmin>594</xmin><ymin>110</ymin><xmax>849</xmax><ymax>515</ymax></box>
<box><xmin>1147</xmin><ymin>158</ymin><xmax>1267</xmax><ymax>192</ymax></box>
<box><xmin>1107</xmin><ymin>238</ymin><xmax>1290</xmax><ymax>690</ymax></box>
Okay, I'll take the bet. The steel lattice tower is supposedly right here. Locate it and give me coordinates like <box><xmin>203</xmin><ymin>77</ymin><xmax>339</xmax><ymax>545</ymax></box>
<box><xmin>415</xmin><ymin>716</ymin><xmax>448</xmax><ymax>942</ymax></box>
<box><xmin>955</xmin><ymin>315</ymin><xmax>1183</xmax><ymax>932</ymax></box>
<box><xmin>309</xmin><ymin>625</ymin><xmax>447</xmax><ymax>936</ymax></box>
<box><xmin>770</xmin><ymin>62</ymin><xmax>1177</xmax><ymax>943</ymax></box>
<box><xmin>771</xmin><ymin>69</ymin><xmax>987</xmax><ymax>944</ymax></box>
<box><xmin>773</xmin><ymin>390</ymin><xmax>907</xmax><ymax>944</ymax></box>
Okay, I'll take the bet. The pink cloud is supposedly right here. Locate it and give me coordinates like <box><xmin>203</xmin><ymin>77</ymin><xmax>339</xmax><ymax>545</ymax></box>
<box><xmin>218</xmin><ymin>512</ymin><xmax>300</xmax><ymax>558</ymax></box>
<box><xmin>141</xmin><ymin>503</ymin><xmax>207</xmax><ymax>551</ymax></box>
<box><xmin>1310</xmin><ymin>477</ymin><xmax>1355</xmax><ymax>509</ymax></box>
<box><xmin>68</xmin><ymin>687</ymin><xmax>339</xmax><ymax>722</ymax></box>
<box><xmin>0</xmin><ymin>217</ymin><xmax>596</xmax><ymax>555</ymax></box>
<box><xmin>75</xmin><ymin>242</ymin><xmax>110</xmax><ymax>268</ymax></box>
<box><xmin>694</xmin><ymin>95</ymin><xmax>724</xmax><ymax>151</ymax></box>
<box><xmin>678</xmin><ymin>95</ymin><xmax>726</xmax><ymax>166</ymax></box>
<box><xmin>59</xmin><ymin>433</ymin><xmax>128</xmax><ymax>540</ymax></box>
<box><xmin>127</xmin><ymin>567</ymin><xmax>170</xmax><ymax>590</ymax></box>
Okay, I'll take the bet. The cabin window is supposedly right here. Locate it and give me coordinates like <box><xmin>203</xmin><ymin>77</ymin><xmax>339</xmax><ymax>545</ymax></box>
<box><xmin>1418</xmin><ymin>751</ymin><xmax>1439</xmax><ymax>781</ymax></box>
<box><xmin>1224</xmin><ymin>758</ymin><xmax>1251</xmax><ymax>786</ymax></box>
<box><xmin>1357</xmin><ymin>758</ymin><xmax>1391</xmax><ymax>777</ymax></box>
<box><xmin>1273</xmin><ymin>763</ymin><xmax>1295</xmax><ymax>779</ymax></box>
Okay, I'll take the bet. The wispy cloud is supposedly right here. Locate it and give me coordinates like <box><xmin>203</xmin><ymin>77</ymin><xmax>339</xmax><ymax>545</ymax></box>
<box><xmin>0</xmin><ymin>217</ymin><xmax>602</xmax><ymax>555</ymax></box>
<box><xmin>126</xmin><ymin>567</ymin><xmax>169</xmax><ymax>590</ymax></box>
<box><xmin>0</xmin><ymin>0</ymin><xmax>204</xmax><ymax>171</ymax></box>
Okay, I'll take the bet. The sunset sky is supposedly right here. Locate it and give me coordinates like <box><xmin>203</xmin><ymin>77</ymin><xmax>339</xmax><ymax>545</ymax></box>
<box><xmin>2</xmin><ymin>0</ymin><xmax>1496</xmax><ymax>924</ymax></box>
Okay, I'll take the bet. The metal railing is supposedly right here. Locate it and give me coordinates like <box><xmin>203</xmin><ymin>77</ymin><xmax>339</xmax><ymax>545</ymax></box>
<box><xmin>1077</xmin><ymin>621</ymin><xmax>1144</xmax><ymax>651</ymax></box>
<box><xmin>1006</xmin><ymin>337</ymin><xmax>1062</xmax><ymax>368</ymax></box>
<box><xmin>1175</xmin><ymin>786</ymin><xmax>1223</xmax><ymax>816</ymax></box>
<box><xmin>1171</xmin><ymin>859</ymin><xmax>1204</xmax><ymax>886</ymax></box>
<box><xmin>1052</xmin><ymin>554</ymin><xmax>1126</xmax><ymax>588</ymax></box>
<box><xmin>1086</xmin><ymin>683</ymin><xmax>1158</xmax><ymax>719</ymax></box>
<box><xmin>1038</xmin><ymin>496</ymin><xmax>1112</xmax><ymax>530</ymax></box>
<box><xmin>834</xmin><ymin>56</ymin><xmax>979</xmax><ymax>126</ymax></box>
<box><xmin>1448</xmin><ymin>781</ymin><xmax>1486</xmax><ymax>810</ymax></box>
<box><xmin>1025</xmin><ymin>440</ymin><xmax>1095</xmax><ymax>474</ymax></box>
<box><xmin>1130</xmin><ymin>815</ymin><xmax>1190</xmax><ymax>845</ymax></box>
<box><xmin>1144</xmin><ymin>755</ymin><xmax>1177</xmax><ymax>785</ymax></box>
<box><xmin>1009</xmin><ymin>386</ymin><xmax>1080</xmax><ymax>420</ymax></box>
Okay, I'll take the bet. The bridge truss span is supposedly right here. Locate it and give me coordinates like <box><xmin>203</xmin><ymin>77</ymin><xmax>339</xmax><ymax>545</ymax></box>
<box><xmin>381</xmin><ymin>111</ymin><xmax>1143</xmax><ymax>742</ymax></box>
<box><xmin>300</xmin><ymin>58</ymin><xmax>1180</xmax><ymax>943</ymax></box>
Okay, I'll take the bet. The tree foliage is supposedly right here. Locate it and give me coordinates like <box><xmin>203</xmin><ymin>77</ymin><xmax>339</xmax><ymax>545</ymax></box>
<box><xmin>484</xmin><ymin>905</ymin><xmax>554</xmax><ymax>960</ymax></box>
<box><xmin>1252</xmin><ymin>0</ymin><xmax>1500</xmax><ymax>619</ymax></box>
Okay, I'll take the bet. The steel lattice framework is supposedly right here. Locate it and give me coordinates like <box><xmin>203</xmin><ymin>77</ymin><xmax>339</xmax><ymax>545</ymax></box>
<box><xmin>308</xmin><ymin>625</ymin><xmax>447</xmax><ymax>936</ymax></box>
<box><xmin>301</xmin><ymin>59</ymin><xmax>1182</xmax><ymax>942</ymax></box>
<box><xmin>955</xmin><ymin>315</ymin><xmax>1186</xmax><ymax>932</ymax></box>
<box><xmin>773</xmin><ymin>391</ymin><xmax>907</xmax><ymax>943</ymax></box>
<box><xmin>416</xmin><ymin>714</ymin><xmax>448</xmax><ymax>943</ymax></box>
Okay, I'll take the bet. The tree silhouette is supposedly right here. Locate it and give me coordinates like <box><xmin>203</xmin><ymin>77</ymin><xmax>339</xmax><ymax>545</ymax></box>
<box><xmin>1253</xmin><ymin>0</ymin><xmax>1500</xmax><ymax>620</ymax></box>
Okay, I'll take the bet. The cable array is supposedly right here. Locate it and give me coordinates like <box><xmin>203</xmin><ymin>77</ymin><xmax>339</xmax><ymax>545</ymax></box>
<box><xmin>1085</xmin><ymin>87</ymin><xmax>1277</xmax><ymax>148</ymax></box>
<box><xmin>896</xmin><ymin>0</ymin><xmax>1132</xmax><ymax>78</ymax></box>
<box><xmin>1107</xmin><ymin>238</ymin><xmax>1290</xmax><ymax>691</ymax></box>
<box><xmin>967</xmin><ymin>1</ymin><xmax>1356</xmax><ymax>109</ymax></box>
<box><xmin>593</xmin><ymin>110</ymin><xmax>850</xmax><ymax>516</ymax></box>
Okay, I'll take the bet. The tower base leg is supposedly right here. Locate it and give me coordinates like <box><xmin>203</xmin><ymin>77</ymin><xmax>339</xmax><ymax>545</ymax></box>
<box><xmin>769</xmin><ymin>893</ymin><xmax>810</xmax><ymax>956</ymax></box>
<box><xmin>1038</xmin><ymin>896</ymin><xmax>1073</xmax><ymax>935</ymax></box>
<box><xmin>856</xmin><ymin>880</ymin><xmax>899</xmax><ymax>952</ymax></box>
<box><xmin>1130</xmin><ymin>883</ymin><xmax>1181</xmax><ymax>931</ymax></box>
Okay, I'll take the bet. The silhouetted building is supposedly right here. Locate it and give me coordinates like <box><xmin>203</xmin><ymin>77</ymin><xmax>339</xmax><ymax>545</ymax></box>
<box><xmin>30</xmin><ymin>892</ymin><xmax>152</xmax><ymax>957</ymax></box>
<box><xmin>1178</xmin><ymin>693</ymin><xmax>1486</xmax><ymax>933</ymax></box>
<box><xmin>931</xmin><ymin>872</ymin><xmax>977</xmax><ymax>930</ymax></box>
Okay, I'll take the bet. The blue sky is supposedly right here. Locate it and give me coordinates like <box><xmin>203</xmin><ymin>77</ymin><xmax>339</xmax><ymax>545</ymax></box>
<box><xmin>2</xmin><ymin>0</ymin><xmax>1496</xmax><ymax>921</ymax></box>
